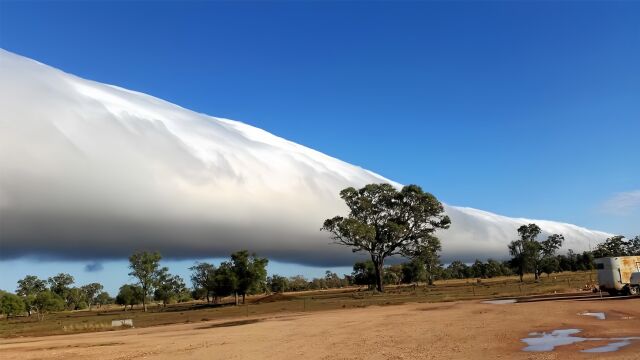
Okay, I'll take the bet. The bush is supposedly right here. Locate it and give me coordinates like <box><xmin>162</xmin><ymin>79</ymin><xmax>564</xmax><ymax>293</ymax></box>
<box><xmin>1</xmin><ymin>293</ymin><xmax>26</xmax><ymax>319</ymax></box>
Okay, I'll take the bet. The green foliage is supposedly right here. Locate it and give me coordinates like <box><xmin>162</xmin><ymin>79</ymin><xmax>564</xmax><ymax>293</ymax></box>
<box><xmin>446</xmin><ymin>260</ymin><xmax>471</xmax><ymax>279</ymax></box>
<box><xmin>16</xmin><ymin>275</ymin><xmax>47</xmax><ymax>316</ymax></box>
<box><xmin>231</xmin><ymin>250</ymin><xmax>269</xmax><ymax>303</ymax></box>
<box><xmin>352</xmin><ymin>260</ymin><xmax>376</xmax><ymax>288</ymax></box>
<box><xmin>47</xmin><ymin>273</ymin><xmax>74</xmax><ymax>297</ymax></box>
<box><xmin>406</xmin><ymin>235</ymin><xmax>442</xmax><ymax>285</ymax></box>
<box><xmin>80</xmin><ymin>283</ymin><xmax>104</xmax><ymax>309</ymax></box>
<box><xmin>64</xmin><ymin>287</ymin><xmax>86</xmax><ymax>310</ymax></box>
<box><xmin>401</xmin><ymin>259</ymin><xmax>427</xmax><ymax>284</ymax></box>
<box><xmin>128</xmin><ymin>251</ymin><xmax>162</xmax><ymax>311</ymax></box>
<box><xmin>116</xmin><ymin>284</ymin><xmax>143</xmax><ymax>310</ymax></box>
<box><xmin>1</xmin><ymin>292</ymin><xmax>26</xmax><ymax>318</ymax></box>
<box><xmin>154</xmin><ymin>270</ymin><xmax>187</xmax><ymax>307</ymax></box>
<box><xmin>508</xmin><ymin>224</ymin><xmax>564</xmax><ymax>281</ymax></box>
<box><xmin>383</xmin><ymin>265</ymin><xmax>403</xmax><ymax>285</ymax></box>
<box><xmin>288</xmin><ymin>275</ymin><xmax>309</xmax><ymax>291</ymax></box>
<box><xmin>95</xmin><ymin>292</ymin><xmax>113</xmax><ymax>307</ymax></box>
<box><xmin>211</xmin><ymin>262</ymin><xmax>238</xmax><ymax>299</ymax></box>
<box><xmin>33</xmin><ymin>290</ymin><xmax>65</xmax><ymax>320</ymax></box>
<box><xmin>267</xmin><ymin>275</ymin><xmax>289</xmax><ymax>293</ymax></box>
<box><xmin>189</xmin><ymin>262</ymin><xmax>216</xmax><ymax>302</ymax></box>
<box><xmin>322</xmin><ymin>183</ymin><xmax>450</xmax><ymax>292</ymax></box>
<box><xmin>593</xmin><ymin>235</ymin><xmax>640</xmax><ymax>257</ymax></box>
<box><xmin>17</xmin><ymin>275</ymin><xmax>47</xmax><ymax>297</ymax></box>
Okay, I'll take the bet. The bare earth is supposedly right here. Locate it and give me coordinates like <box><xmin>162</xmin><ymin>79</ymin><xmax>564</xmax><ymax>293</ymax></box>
<box><xmin>1</xmin><ymin>298</ymin><xmax>638</xmax><ymax>360</ymax></box>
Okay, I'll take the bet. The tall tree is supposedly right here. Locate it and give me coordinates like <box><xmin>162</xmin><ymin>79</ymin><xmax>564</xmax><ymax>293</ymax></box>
<box><xmin>189</xmin><ymin>262</ymin><xmax>216</xmax><ymax>303</ymax></box>
<box><xmin>322</xmin><ymin>184</ymin><xmax>450</xmax><ymax>292</ymax></box>
<box><xmin>65</xmin><ymin>287</ymin><xmax>86</xmax><ymax>310</ymax></box>
<box><xmin>80</xmin><ymin>283</ymin><xmax>104</xmax><ymax>310</ymax></box>
<box><xmin>535</xmin><ymin>234</ymin><xmax>564</xmax><ymax>278</ymax></box>
<box><xmin>128</xmin><ymin>251</ymin><xmax>162</xmax><ymax>312</ymax></box>
<box><xmin>116</xmin><ymin>284</ymin><xmax>143</xmax><ymax>311</ymax></box>
<box><xmin>211</xmin><ymin>261</ymin><xmax>238</xmax><ymax>303</ymax></box>
<box><xmin>509</xmin><ymin>224</ymin><xmax>564</xmax><ymax>281</ymax></box>
<box><xmin>231</xmin><ymin>250</ymin><xmax>268</xmax><ymax>304</ymax></box>
<box><xmin>406</xmin><ymin>235</ymin><xmax>442</xmax><ymax>285</ymax></box>
<box><xmin>47</xmin><ymin>273</ymin><xmax>74</xmax><ymax>297</ymax></box>
<box><xmin>509</xmin><ymin>224</ymin><xmax>541</xmax><ymax>282</ymax></box>
<box><xmin>154</xmin><ymin>270</ymin><xmax>187</xmax><ymax>307</ymax></box>
<box><xmin>16</xmin><ymin>275</ymin><xmax>47</xmax><ymax>316</ymax></box>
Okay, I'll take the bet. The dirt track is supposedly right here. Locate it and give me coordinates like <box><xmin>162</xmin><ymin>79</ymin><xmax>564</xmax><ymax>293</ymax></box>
<box><xmin>1</xmin><ymin>298</ymin><xmax>638</xmax><ymax>359</ymax></box>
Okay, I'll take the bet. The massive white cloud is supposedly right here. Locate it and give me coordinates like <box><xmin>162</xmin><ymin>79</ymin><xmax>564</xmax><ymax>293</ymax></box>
<box><xmin>0</xmin><ymin>50</ymin><xmax>612</xmax><ymax>265</ymax></box>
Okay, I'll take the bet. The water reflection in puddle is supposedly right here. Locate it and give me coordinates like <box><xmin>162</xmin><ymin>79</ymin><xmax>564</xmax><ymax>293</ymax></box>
<box><xmin>522</xmin><ymin>329</ymin><xmax>588</xmax><ymax>351</ymax></box>
<box><xmin>482</xmin><ymin>299</ymin><xmax>516</xmax><ymax>304</ymax></box>
<box><xmin>578</xmin><ymin>312</ymin><xmax>606</xmax><ymax>320</ymax></box>
<box><xmin>521</xmin><ymin>329</ymin><xmax>640</xmax><ymax>353</ymax></box>
<box><xmin>583</xmin><ymin>339</ymin><xmax>637</xmax><ymax>353</ymax></box>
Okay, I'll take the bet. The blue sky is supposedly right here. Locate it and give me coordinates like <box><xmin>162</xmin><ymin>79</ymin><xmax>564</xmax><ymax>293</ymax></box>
<box><xmin>1</xmin><ymin>1</ymin><xmax>639</xmax><ymax>294</ymax></box>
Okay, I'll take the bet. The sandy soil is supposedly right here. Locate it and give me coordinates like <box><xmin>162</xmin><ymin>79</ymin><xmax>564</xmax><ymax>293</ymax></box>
<box><xmin>1</xmin><ymin>298</ymin><xmax>638</xmax><ymax>360</ymax></box>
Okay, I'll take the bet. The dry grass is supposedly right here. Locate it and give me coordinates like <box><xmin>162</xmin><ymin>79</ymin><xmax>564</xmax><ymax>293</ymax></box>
<box><xmin>0</xmin><ymin>271</ymin><xmax>597</xmax><ymax>338</ymax></box>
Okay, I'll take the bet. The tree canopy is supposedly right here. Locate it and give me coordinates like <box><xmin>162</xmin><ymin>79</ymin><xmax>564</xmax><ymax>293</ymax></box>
<box><xmin>509</xmin><ymin>224</ymin><xmax>564</xmax><ymax>281</ymax></box>
<box><xmin>128</xmin><ymin>251</ymin><xmax>162</xmax><ymax>312</ymax></box>
<box><xmin>322</xmin><ymin>183</ymin><xmax>450</xmax><ymax>291</ymax></box>
<box><xmin>593</xmin><ymin>235</ymin><xmax>640</xmax><ymax>258</ymax></box>
<box><xmin>231</xmin><ymin>250</ymin><xmax>269</xmax><ymax>304</ymax></box>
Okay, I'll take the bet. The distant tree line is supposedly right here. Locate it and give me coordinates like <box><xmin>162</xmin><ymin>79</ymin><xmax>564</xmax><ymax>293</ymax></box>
<box><xmin>0</xmin><ymin>273</ymin><xmax>112</xmax><ymax>321</ymax></box>
<box><xmin>188</xmin><ymin>250</ymin><xmax>268</xmax><ymax>305</ymax></box>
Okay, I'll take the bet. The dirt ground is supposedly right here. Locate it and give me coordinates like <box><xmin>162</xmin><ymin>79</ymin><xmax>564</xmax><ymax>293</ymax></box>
<box><xmin>1</xmin><ymin>298</ymin><xmax>638</xmax><ymax>360</ymax></box>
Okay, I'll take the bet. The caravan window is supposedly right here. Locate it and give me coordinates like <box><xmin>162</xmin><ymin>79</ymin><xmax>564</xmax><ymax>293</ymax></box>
<box><xmin>596</xmin><ymin>263</ymin><xmax>605</xmax><ymax>270</ymax></box>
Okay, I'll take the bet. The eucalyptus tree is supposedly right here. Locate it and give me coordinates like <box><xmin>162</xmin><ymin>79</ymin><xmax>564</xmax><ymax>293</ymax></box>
<box><xmin>16</xmin><ymin>275</ymin><xmax>47</xmax><ymax>316</ymax></box>
<box><xmin>128</xmin><ymin>251</ymin><xmax>162</xmax><ymax>312</ymax></box>
<box><xmin>322</xmin><ymin>184</ymin><xmax>450</xmax><ymax>292</ymax></box>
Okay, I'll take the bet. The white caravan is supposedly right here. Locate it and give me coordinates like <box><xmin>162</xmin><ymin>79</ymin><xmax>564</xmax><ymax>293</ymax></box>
<box><xmin>594</xmin><ymin>256</ymin><xmax>640</xmax><ymax>296</ymax></box>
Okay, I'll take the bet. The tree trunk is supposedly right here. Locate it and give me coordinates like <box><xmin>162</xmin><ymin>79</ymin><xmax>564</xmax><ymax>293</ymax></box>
<box><xmin>372</xmin><ymin>255</ymin><xmax>384</xmax><ymax>292</ymax></box>
<box><xmin>242</xmin><ymin>293</ymin><xmax>246</xmax><ymax>304</ymax></box>
<box><xmin>234</xmin><ymin>292</ymin><xmax>239</xmax><ymax>306</ymax></box>
<box><xmin>206</xmin><ymin>292</ymin><xmax>210</xmax><ymax>303</ymax></box>
<box><xmin>519</xmin><ymin>272</ymin><xmax>524</xmax><ymax>282</ymax></box>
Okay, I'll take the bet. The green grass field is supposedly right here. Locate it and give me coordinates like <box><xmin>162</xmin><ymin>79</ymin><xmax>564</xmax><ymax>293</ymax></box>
<box><xmin>0</xmin><ymin>271</ymin><xmax>597</xmax><ymax>338</ymax></box>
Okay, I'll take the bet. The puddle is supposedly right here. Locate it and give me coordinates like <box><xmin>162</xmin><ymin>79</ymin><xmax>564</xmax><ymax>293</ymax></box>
<box><xmin>583</xmin><ymin>339</ymin><xmax>637</xmax><ymax>353</ymax></box>
<box><xmin>482</xmin><ymin>299</ymin><xmax>516</xmax><ymax>304</ymax></box>
<box><xmin>521</xmin><ymin>329</ymin><xmax>640</xmax><ymax>353</ymax></box>
<box><xmin>579</xmin><ymin>312</ymin><xmax>606</xmax><ymax>320</ymax></box>
<box><xmin>522</xmin><ymin>329</ymin><xmax>588</xmax><ymax>351</ymax></box>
